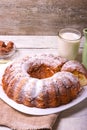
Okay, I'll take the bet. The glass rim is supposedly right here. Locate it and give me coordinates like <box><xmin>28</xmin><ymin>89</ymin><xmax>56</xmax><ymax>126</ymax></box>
<box><xmin>58</xmin><ymin>28</ymin><xmax>82</xmax><ymax>41</ymax></box>
<box><xmin>83</xmin><ymin>28</ymin><xmax>87</xmax><ymax>34</ymax></box>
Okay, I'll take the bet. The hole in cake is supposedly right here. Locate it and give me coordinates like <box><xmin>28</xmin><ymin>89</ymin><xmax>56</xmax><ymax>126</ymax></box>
<box><xmin>27</xmin><ymin>64</ymin><xmax>55</xmax><ymax>79</ymax></box>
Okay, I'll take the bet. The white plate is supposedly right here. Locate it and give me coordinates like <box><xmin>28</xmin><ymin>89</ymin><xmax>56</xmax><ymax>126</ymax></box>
<box><xmin>0</xmin><ymin>63</ymin><xmax>87</xmax><ymax>115</ymax></box>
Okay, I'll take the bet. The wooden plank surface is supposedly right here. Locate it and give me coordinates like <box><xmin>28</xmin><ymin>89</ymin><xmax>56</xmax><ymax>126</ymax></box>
<box><xmin>0</xmin><ymin>0</ymin><xmax>87</xmax><ymax>35</ymax></box>
<box><xmin>0</xmin><ymin>35</ymin><xmax>84</xmax><ymax>48</ymax></box>
<box><xmin>0</xmin><ymin>36</ymin><xmax>58</xmax><ymax>48</ymax></box>
<box><xmin>0</xmin><ymin>35</ymin><xmax>83</xmax><ymax>62</ymax></box>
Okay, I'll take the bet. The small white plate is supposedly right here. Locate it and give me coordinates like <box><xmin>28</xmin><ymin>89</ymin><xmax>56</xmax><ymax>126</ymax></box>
<box><xmin>0</xmin><ymin>63</ymin><xmax>87</xmax><ymax>115</ymax></box>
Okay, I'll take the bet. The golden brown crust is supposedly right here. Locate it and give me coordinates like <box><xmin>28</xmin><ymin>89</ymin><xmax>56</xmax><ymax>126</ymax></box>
<box><xmin>61</xmin><ymin>60</ymin><xmax>87</xmax><ymax>77</ymax></box>
<box><xmin>61</xmin><ymin>60</ymin><xmax>87</xmax><ymax>86</ymax></box>
<box><xmin>2</xmin><ymin>55</ymin><xmax>82</xmax><ymax>108</ymax></box>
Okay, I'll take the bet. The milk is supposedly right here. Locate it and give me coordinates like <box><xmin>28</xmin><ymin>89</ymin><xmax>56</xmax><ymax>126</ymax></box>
<box><xmin>58</xmin><ymin>30</ymin><xmax>81</xmax><ymax>60</ymax></box>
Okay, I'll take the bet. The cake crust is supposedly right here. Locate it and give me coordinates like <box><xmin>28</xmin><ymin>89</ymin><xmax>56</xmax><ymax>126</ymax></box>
<box><xmin>2</xmin><ymin>54</ymin><xmax>84</xmax><ymax>108</ymax></box>
<box><xmin>61</xmin><ymin>60</ymin><xmax>87</xmax><ymax>87</ymax></box>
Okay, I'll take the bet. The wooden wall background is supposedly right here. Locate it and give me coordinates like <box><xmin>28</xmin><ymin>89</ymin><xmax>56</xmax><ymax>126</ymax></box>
<box><xmin>0</xmin><ymin>0</ymin><xmax>87</xmax><ymax>35</ymax></box>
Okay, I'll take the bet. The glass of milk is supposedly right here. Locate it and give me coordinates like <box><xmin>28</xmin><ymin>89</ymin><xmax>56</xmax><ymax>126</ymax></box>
<box><xmin>58</xmin><ymin>28</ymin><xmax>81</xmax><ymax>60</ymax></box>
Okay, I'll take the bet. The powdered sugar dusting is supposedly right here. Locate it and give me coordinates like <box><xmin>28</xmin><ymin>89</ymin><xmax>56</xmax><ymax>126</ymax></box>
<box><xmin>22</xmin><ymin>78</ymin><xmax>43</xmax><ymax>98</ymax></box>
<box><xmin>54</xmin><ymin>71</ymin><xmax>79</xmax><ymax>85</ymax></box>
<box><xmin>2</xmin><ymin>54</ymin><xmax>82</xmax><ymax>108</ymax></box>
<box><xmin>61</xmin><ymin>60</ymin><xmax>87</xmax><ymax>76</ymax></box>
<box><xmin>22</xmin><ymin>54</ymin><xmax>67</xmax><ymax>72</ymax></box>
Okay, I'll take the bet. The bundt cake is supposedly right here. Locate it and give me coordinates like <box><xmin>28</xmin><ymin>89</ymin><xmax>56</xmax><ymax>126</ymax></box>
<box><xmin>61</xmin><ymin>60</ymin><xmax>87</xmax><ymax>87</ymax></box>
<box><xmin>2</xmin><ymin>54</ymin><xmax>84</xmax><ymax>108</ymax></box>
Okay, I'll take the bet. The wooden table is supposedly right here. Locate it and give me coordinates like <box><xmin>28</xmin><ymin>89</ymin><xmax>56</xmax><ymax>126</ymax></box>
<box><xmin>0</xmin><ymin>36</ymin><xmax>87</xmax><ymax>130</ymax></box>
<box><xmin>0</xmin><ymin>0</ymin><xmax>87</xmax><ymax>35</ymax></box>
